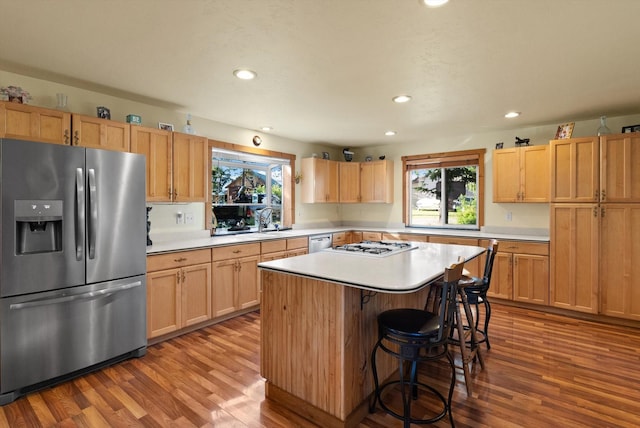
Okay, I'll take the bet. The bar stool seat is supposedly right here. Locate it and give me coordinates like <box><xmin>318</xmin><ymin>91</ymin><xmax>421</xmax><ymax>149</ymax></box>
<box><xmin>370</xmin><ymin>261</ymin><xmax>463</xmax><ymax>428</ymax></box>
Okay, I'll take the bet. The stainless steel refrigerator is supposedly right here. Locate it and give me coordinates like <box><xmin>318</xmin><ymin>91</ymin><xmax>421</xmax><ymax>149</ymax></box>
<box><xmin>0</xmin><ymin>138</ymin><xmax>147</xmax><ymax>404</ymax></box>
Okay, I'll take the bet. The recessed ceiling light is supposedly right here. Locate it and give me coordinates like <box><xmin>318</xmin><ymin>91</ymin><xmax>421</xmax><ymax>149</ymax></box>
<box><xmin>505</xmin><ymin>111</ymin><xmax>521</xmax><ymax>118</ymax></box>
<box><xmin>385</xmin><ymin>130</ymin><xmax>397</xmax><ymax>136</ymax></box>
<box><xmin>233</xmin><ymin>69</ymin><xmax>257</xmax><ymax>80</ymax></box>
<box><xmin>422</xmin><ymin>0</ymin><xmax>449</xmax><ymax>7</ymax></box>
<box><xmin>261</xmin><ymin>126</ymin><xmax>273</xmax><ymax>132</ymax></box>
<box><xmin>392</xmin><ymin>95</ymin><xmax>412</xmax><ymax>103</ymax></box>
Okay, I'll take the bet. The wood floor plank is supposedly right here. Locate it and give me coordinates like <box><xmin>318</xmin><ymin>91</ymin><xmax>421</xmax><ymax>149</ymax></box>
<box><xmin>2</xmin><ymin>304</ymin><xmax>640</xmax><ymax>427</ymax></box>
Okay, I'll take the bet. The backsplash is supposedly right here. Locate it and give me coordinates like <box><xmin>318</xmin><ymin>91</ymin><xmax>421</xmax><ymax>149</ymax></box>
<box><xmin>147</xmin><ymin>202</ymin><xmax>206</xmax><ymax>235</ymax></box>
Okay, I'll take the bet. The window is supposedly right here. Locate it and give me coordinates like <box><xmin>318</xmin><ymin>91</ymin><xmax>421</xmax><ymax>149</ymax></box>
<box><xmin>208</xmin><ymin>143</ymin><xmax>294</xmax><ymax>233</ymax></box>
<box><xmin>402</xmin><ymin>149</ymin><xmax>485</xmax><ymax>229</ymax></box>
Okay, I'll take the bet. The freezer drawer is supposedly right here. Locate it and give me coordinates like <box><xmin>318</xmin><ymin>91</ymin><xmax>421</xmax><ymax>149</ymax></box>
<box><xmin>0</xmin><ymin>275</ymin><xmax>146</xmax><ymax>399</ymax></box>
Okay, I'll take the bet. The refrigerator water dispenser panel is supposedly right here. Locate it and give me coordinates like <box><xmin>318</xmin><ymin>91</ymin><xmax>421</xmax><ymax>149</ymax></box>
<box><xmin>15</xmin><ymin>200</ymin><xmax>63</xmax><ymax>255</ymax></box>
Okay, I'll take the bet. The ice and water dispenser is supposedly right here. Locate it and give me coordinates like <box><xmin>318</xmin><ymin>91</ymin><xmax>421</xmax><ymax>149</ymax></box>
<box><xmin>14</xmin><ymin>200</ymin><xmax>63</xmax><ymax>255</ymax></box>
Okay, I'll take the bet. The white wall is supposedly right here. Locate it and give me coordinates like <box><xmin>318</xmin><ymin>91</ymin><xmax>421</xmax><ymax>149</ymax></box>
<box><xmin>3</xmin><ymin>69</ymin><xmax>639</xmax><ymax>234</ymax></box>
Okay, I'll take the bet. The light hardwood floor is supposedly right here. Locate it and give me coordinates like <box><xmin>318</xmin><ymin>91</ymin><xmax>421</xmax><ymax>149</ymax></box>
<box><xmin>2</xmin><ymin>304</ymin><xmax>640</xmax><ymax>427</ymax></box>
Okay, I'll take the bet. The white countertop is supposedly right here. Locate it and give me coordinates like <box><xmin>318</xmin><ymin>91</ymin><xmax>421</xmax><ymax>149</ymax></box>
<box><xmin>258</xmin><ymin>242</ymin><xmax>486</xmax><ymax>293</ymax></box>
<box><xmin>146</xmin><ymin>226</ymin><xmax>548</xmax><ymax>254</ymax></box>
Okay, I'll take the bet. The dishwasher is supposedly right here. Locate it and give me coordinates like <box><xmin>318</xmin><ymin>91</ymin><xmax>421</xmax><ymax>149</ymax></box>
<box><xmin>308</xmin><ymin>234</ymin><xmax>333</xmax><ymax>253</ymax></box>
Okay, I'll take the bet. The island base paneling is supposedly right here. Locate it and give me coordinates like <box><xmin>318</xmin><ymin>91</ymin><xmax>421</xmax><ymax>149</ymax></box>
<box><xmin>260</xmin><ymin>270</ymin><xmax>430</xmax><ymax>428</ymax></box>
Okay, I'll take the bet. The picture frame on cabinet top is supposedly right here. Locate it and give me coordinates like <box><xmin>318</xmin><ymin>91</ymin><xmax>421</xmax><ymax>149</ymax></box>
<box><xmin>158</xmin><ymin>122</ymin><xmax>174</xmax><ymax>131</ymax></box>
<box><xmin>554</xmin><ymin>122</ymin><xmax>574</xmax><ymax>139</ymax></box>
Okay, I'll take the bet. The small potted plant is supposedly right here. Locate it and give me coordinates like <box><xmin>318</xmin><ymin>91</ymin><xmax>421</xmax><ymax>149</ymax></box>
<box><xmin>0</xmin><ymin>86</ymin><xmax>32</xmax><ymax>104</ymax></box>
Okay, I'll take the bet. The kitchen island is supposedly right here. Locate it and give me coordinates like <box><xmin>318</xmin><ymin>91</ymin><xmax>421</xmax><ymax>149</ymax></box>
<box><xmin>258</xmin><ymin>242</ymin><xmax>485</xmax><ymax>428</ymax></box>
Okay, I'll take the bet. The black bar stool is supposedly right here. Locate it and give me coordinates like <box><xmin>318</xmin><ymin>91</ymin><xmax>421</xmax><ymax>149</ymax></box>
<box><xmin>370</xmin><ymin>261</ymin><xmax>464</xmax><ymax>427</ymax></box>
<box><xmin>463</xmin><ymin>239</ymin><xmax>498</xmax><ymax>350</ymax></box>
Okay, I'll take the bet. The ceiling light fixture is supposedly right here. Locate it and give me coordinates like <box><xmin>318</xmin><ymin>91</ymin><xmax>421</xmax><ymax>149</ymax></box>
<box><xmin>505</xmin><ymin>111</ymin><xmax>521</xmax><ymax>118</ymax></box>
<box><xmin>392</xmin><ymin>95</ymin><xmax>412</xmax><ymax>103</ymax></box>
<box><xmin>385</xmin><ymin>131</ymin><xmax>397</xmax><ymax>136</ymax></box>
<box><xmin>261</xmin><ymin>126</ymin><xmax>273</xmax><ymax>132</ymax></box>
<box><xmin>422</xmin><ymin>0</ymin><xmax>449</xmax><ymax>8</ymax></box>
<box><xmin>233</xmin><ymin>69</ymin><xmax>257</xmax><ymax>80</ymax></box>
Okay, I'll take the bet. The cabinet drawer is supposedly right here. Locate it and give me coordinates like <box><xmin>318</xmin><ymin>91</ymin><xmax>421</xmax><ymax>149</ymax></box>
<box><xmin>287</xmin><ymin>237</ymin><xmax>308</xmax><ymax>250</ymax></box>
<box><xmin>261</xmin><ymin>239</ymin><xmax>287</xmax><ymax>254</ymax></box>
<box><xmin>362</xmin><ymin>231</ymin><xmax>382</xmax><ymax>241</ymax></box>
<box><xmin>332</xmin><ymin>232</ymin><xmax>347</xmax><ymax>246</ymax></box>
<box><xmin>147</xmin><ymin>249</ymin><xmax>211</xmax><ymax>272</ymax></box>
<box><xmin>498</xmin><ymin>240</ymin><xmax>549</xmax><ymax>256</ymax></box>
<box><xmin>428</xmin><ymin>236</ymin><xmax>479</xmax><ymax>246</ymax></box>
<box><xmin>382</xmin><ymin>232</ymin><xmax>428</xmax><ymax>242</ymax></box>
<box><xmin>212</xmin><ymin>243</ymin><xmax>261</xmax><ymax>261</ymax></box>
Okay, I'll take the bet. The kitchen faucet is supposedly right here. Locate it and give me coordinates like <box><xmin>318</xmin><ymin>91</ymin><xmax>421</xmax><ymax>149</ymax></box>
<box><xmin>258</xmin><ymin>208</ymin><xmax>273</xmax><ymax>232</ymax></box>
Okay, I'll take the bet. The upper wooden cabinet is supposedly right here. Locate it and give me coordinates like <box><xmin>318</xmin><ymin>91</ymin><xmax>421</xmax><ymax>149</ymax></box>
<box><xmin>301</xmin><ymin>158</ymin><xmax>339</xmax><ymax>203</ymax></box>
<box><xmin>550</xmin><ymin>137</ymin><xmax>599</xmax><ymax>203</ymax></box>
<box><xmin>360</xmin><ymin>160</ymin><xmax>394</xmax><ymax>203</ymax></box>
<box><xmin>131</xmin><ymin>128</ymin><xmax>207</xmax><ymax>202</ymax></box>
<box><xmin>0</xmin><ymin>101</ymin><xmax>71</xmax><ymax>145</ymax></box>
<box><xmin>71</xmin><ymin>114</ymin><xmax>130</xmax><ymax>151</ymax></box>
<box><xmin>600</xmin><ymin>133</ymin><xmax>640</xmax><ymax>203</ymax></box>
<box><xmin>172</xmin><ymin>132</ymin><xmax>208</xmax><ymax>202</ymax></box>
<box><xmin>338</xmin><ymin>161</ymin><xmax>361</xmax><ymax>203</ymax></box>
<box><xmin>493</xmin><ymin>145</ymin><xmax>549</xmax><ymax>203</ymax></box>
<box><xmin>130</xmin><ymin>125</ymin><xmax>172</xmax><ymax>202</ymax></box>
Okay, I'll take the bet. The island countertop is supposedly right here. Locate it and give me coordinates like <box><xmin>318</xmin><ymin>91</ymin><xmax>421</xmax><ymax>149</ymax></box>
<box><xmin>258</xmin><ymin>241</ymin><xmax>485</xmax><ymax>293</ymax></box>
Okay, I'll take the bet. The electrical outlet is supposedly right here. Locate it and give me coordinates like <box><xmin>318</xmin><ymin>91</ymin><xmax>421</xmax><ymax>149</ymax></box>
<box><xmin>176</xmin><ymin>211</ymin><xmax>184</xmax><ymax>224</ymax></box>
<box><xmin>185</xmin><ymin>212</ymin><xmax>195</xmax><ymax>224</ymax></box>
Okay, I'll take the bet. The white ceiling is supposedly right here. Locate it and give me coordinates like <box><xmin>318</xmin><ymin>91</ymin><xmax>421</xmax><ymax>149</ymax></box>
<box><xmin>1</xmin><ymin>0</ymin><xmax>640</xmax><ymax>147</ymax></box>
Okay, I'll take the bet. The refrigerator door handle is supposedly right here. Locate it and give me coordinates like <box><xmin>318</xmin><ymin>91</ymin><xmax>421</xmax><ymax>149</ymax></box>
<box><xmin>8</xmin><ymin>280</ymin><xmax>143</xmax><ymax>310</ymax></box>
<box><xmin>88</xmin><ymin>168</ymin><xmax>97</xmax><ymax>259</ymax></box>
<box><xmin>75</xmin><ymin>168</ymin><xmax>85</xmax><ymax>261</ymax></box>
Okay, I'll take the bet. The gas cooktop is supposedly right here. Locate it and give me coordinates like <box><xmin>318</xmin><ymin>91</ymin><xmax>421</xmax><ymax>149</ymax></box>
<box><xmin>324</xmin><ymin>240</ymin><xmax>418</xmax><ymax>257</ymax></box>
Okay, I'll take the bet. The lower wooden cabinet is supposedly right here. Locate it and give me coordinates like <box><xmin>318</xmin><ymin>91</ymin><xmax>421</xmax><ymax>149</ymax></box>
<box><xmin>487</xmin><ymin>240</ymin><xmax>549</xmax><ymax>305</ymax></box>
<box><xmin>212</xmin><ymin>243</ymin><xmax>261</xmax><ymax>317</ymax></box>
<box><xmin>146</xmin><ymin>249</ymin><xmax>212</xmax><ymax>339</ymax></box>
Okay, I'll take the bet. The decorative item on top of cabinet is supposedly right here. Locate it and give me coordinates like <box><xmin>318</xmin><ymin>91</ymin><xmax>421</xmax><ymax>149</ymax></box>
<box><xmin>96</xmin><ymin>106</ymin><xmax>111</xmax><ymax>120</ymax></box>
<box><xmin>211</xmin><ymin>243</ymin><xmax>261</xmax><ymax>317</ymax></box>
<box><xmin>301</xmin><ymin>157</ymin><xmax>339</xmax><ymax>203</ymax></box>
<box><xmin>493</xmin><ymin>145</ymin><xmax>549</xmax><ymax>203</ymax></box>
<box><xmin>72</xmin><ymin>114</ymin><xmax>130</xmax><ymax>151</ymax></box>
<box><xmin>0</xmin><ymin>85</ymin><xmax>31</xmax><ymax>103</ymax></box>
<box><xmin>146</xmin><ymin>249</ymin><xmax>212</xmax><ymax>339</ymax></box>
<box><xmin>0</xmin><ymin>100</ymin><xmax>71</xmax><ymax>145</ymax></box>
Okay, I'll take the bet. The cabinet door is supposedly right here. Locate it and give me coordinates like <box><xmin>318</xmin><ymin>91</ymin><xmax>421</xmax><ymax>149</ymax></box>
<box><xmin>238</xmin><ymin>255</ymin><xmax>260</xmax><ymax>309</ymax></box>
<box><xmin>493</xmin><ymin>148</ymin><xmax>520</xmax><ymax>202</ymax></box>
<box><xmin>72</xmin><ymin>114</ymin><xmax>130</xmax><ymax>151</ymax></box>
<box><xmin>487</xmin><ymin>252</ymin><xmax>513</xmax><ymax>300</ymax></box>
<box><xmin>361</xmin><ymin>160</ymin><xmax>393</xmax><ymax>203</ymax></box>
<box><xmin>147</xmin><ymin>268</ymin><xmax>181</xmax><ymax>338</ymax></box>
<box><xmin>550</xmin><ymin>137</ymin><xmax>599</xmax><ymax>202</ymax></box>
<box><xmin>600</xmin><ymin>133</ymin><xmax>640</xmax><ymax>202</ymax></box>
<box><xmin>212</xmin><ymin>259</ymin><xmax>237</xmax><ymax>317</ymax></box>
<box><xmin>0</xmin><ymin>101</ymin><xmax>71</xmax><ymax>145</ymax></box>
<box><xmin>286</xmin><ymin>248</ymin><xmax>308</xmax><ymax>257</ymax></box>
<box><xmin>521</xmin><ymin>145</ymin><xmax>549</xmax><ymax>202</ymax></box>
<box><xmin>550</xmin><ymin>204</ymin><xmax>599</xmax><ymax>313</ymax></box>
<box><xmin>513</xmin><ymin>254</ymin><xmax>549</xmax><ymax>305</ymax></box>
<box><xmin>339</xmin><ymin>162</ymin><xmax>361</xmax><ymax>203</ymax></box>
<box><xmin>301</xmin><ymin>158</ymin><xmax>339</xmax><ymax>203</ymax></box>
<box><xmin>600</xmin><ymin>204</ymin><xmax>640</xmax><ymax>319</ymax></box>
<box><xmin>172</xmin><ymin>132</ymin><xmax>208</xmax><ymax>202</ymax></box>
<box><xmin>182</xmin><ymin>263</ymin><xmax>212</xmax><ymax>326</ymax></box>
<box><xmin>131</xmin><ymin>126</ymin><xmax>172</xmax><ymax>201</ymax></box>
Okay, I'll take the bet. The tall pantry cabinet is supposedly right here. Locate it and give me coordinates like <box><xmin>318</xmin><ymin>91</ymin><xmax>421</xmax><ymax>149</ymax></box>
<box><xmin>550</xmin><ymin>133</ymin><xmax>640</xmax><ymax>319</ymax></box>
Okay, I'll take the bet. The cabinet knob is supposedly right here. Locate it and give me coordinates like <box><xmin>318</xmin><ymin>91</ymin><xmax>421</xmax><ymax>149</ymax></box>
<box><xmin>64</xmin><ymin>129</ymin><xmax>70</xmax><ymax>144</ymax></box>
<box><xmin>601</xmin><ymin>189</ymin><xmax>606</xmax><ymax>201</ymax></box>
<box><xmin>73</xmin><ymin>130</ymin><xmax>80</xmax><ymax>145</ymax></box>
<box><xmin>176</xmin><ymin>272</ymin><xmax>181</xmax><ymax>283</ymax></box>
<box><xmin>174</xmin><ymin>257</ymin><xmax>187</xmax><ymax>262</ymax></box>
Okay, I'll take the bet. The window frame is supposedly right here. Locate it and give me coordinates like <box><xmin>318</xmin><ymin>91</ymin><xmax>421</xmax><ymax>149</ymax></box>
<box><xmin>402</xmin><ymin>148</ymin><xmax>485</xmax><ymax>229</ymax></box>
<box><xmin>207</xmin><ymin>139</ymin><xmax>296</xmax><ymax>233</ymax></box>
